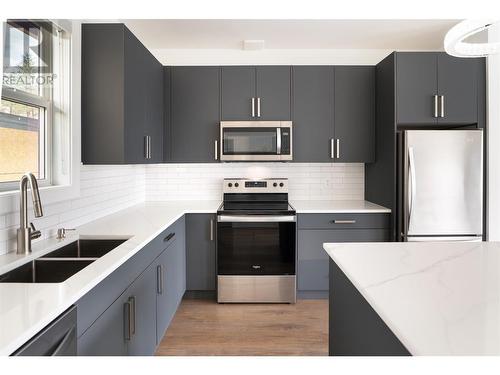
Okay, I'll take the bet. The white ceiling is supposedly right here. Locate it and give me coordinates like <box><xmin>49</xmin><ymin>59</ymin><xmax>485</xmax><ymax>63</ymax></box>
<box><xmin>123</xmin><ymin>19</ymin><xmax>461</xmax><ymax>50</ymax></box>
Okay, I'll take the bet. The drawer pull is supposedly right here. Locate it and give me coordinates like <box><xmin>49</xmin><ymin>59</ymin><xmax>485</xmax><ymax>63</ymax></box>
<box><xmin>331</xmin><ymin>220</ymin><xmax>356</xmax><ymax>224</ymax></box>
<box><xmin>163</xmin><ymin>232</ymin><xmax>175</xmax><ymax>242</ymax></box>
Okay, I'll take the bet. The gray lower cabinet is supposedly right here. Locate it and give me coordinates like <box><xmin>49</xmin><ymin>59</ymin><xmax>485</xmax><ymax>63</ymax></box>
<box><xmin>77</xmin><ymin>217</ymin><xmax>186</xmax><ymax>356</ymax></box>
<box><xmin>186</xmin><ymin>214</ymin><xmax>216</xmax><ymax>291</ymax></box>
<box><xmin>156</xmin><ymin>226</ymin><xmax>186</xmax><ymax>343</ymax></box>
<box><xmin>297</xmin><ymin>213</ymin><xmax>390</xmax><ymax>297</ymax></box>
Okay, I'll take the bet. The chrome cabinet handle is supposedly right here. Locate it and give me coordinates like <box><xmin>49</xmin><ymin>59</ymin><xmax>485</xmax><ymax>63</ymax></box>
<box><xmin>439</xmin><ymin>95</ymin><xmax>445</xmax><ymax>118</ymax></box>
<box><xmin>144</xmin><ymin>136</ymin><xmax>149</xmax><ymax>159</ymax></box>
<box><xmin>129</xmin><ymin>296</ymin><xmax>136</xmax><ymax>336</ymax></box>
<box><xmin>408</xmin><ymin>146</ymin><xmax>416</xmax><ymax>229</ymax></box>
<box><xmin>214</xmin><ymin>140</ymin><xmax>218</xmax><ymax>160</ymax></box>
<box><xmin>433</xmin><ymin>95</ymin><xmax>439</xmax><ymax>118</ymax></box>
<box><xmin>336</xmin><ymin>139</ymin><xmax>340</xmax><ymax>159</ymax></box>
<box><xmin>331</xmin><ymin>219</ymin><xmax>356</xmax><ymax>224</ymax></box>
<box><xmin>210</xmin><ymin>218</ymin><xmax>215</xmax><ymax>241</ymax></box>
<box><xmin>148</xmin><ymin>136</ymin><xmax>152</xmax><ymax>159</ymax></box>
<box><xmin>163</xmin><ymin>232</ymin><xmax>175</xmax><ymax>242</ymax></box>
<box><xmin>251</xmin><ymin>97</ymin><xmax>255</xmax><ymax>117</ymax></box>
<box><xmin>157</xmin><ymin>265</ymin><xmax>163</xmax><ymax>294</ymax></box>
<box><xmin>330</xmin><ymin>138</ymin><xmax>334</xmax><ymax>159</ymax></box>
<box><xmin>257</xmin><ymin>97</ymin><xmax>261</xmax><ymax>117</ymax></box>
<box><xmin>124</xmin><ymin>301</ymin><xmax>131</xmax><ymax>341</ymax></box>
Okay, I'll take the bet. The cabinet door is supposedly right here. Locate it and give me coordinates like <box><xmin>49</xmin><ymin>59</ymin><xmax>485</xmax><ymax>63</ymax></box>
<box><xmin>186</xmin><ymin>214</ymin><xmax>216</xmax><ymax>291</ymax></box>
<box><xmin>437</xmin><ymin>54</ymin><xmax>479</xmax><ymax>125</ymax></box>
<box><xmin>146</xmin><ymin>58</ymin><xmax>164</xmax><ymax>163</ymax></box>
<box><xmin>127</xmin><ymin>265</ymin><xmax>158</xmax><ymax>356</ymax></box>
<box><xmin>255</xmin><ymin>66</ymin><xmax>291</xmax><ymax>120</ymax></box>
<box><xmin>171</xmin><ymin>67</ymin><xmax>220</xmax><ymax>162</ymax></box>
<box><xmin>396</xmin><ymin>52</ymin><xmax>438</xmax><ymax>125</ymax></box>
<box><xmin>124</xmin><ymin>27</ymin><xmax>148</xmax><ymax>163</ymax></box>
<box><xmin>334</xmin><ymin>66</ymin><xmax>375</xmax><ymax>162</ymax></box>
<box><xmin>221</xmin><ymin>66</ymin><xmax>256</xmax><ymax>120</ymax></box>
<box><xmin>298</xmin><ymin>229</ymin><xmax>389</xmax><ymax>292</ymax></box>
<box><xmin>156</xmin><ymin>236</ymin><xmax>185</xmax><ymax>343</ymax></box>
<box><xmin>292</xmin><ymin>66</ymin><xmax>334</xmax><ymax>162</ymax></box>
<box><xmin>77</xmin><ymin>292</ymin><xmax>128</xmax><ymax>356</ymax></box>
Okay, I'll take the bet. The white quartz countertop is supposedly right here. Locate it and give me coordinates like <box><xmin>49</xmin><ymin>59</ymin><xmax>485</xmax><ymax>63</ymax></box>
<box><xmin>291</xmin><ymin>200</ymin><xmax>391</xmax><ymax>213</ymax></box>
<box><xmin>0</xmin><ymin>198</ymin><xmax>389</xmax><ymax>355</ymax></box>
<box><xmin>0</xmin><ymin>201</ymin><xmax>220</xmax><ymax>356</ymax></box>
<box><xmin>323</xmin><ymin>241</ymin><xmax>500</xmax><ymax>355</ymax></box>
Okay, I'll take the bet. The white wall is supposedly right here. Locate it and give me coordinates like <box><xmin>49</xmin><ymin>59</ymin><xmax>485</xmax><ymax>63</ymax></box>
<box><xmin>0</xmin><ymin>165</ymin><xmax>146</xmax><ymax>255</ymax></box>
<box><xmin>487</xmin><ymin>24</ymin><xmax>500</xmax><ymax>240</ymax></box>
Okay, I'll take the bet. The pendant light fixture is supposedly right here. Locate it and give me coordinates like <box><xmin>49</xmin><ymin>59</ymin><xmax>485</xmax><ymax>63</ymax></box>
<box><xmin>444</xmin><ymin>19</ymin><xmax>500</xmax><ymax>57</ymax></box>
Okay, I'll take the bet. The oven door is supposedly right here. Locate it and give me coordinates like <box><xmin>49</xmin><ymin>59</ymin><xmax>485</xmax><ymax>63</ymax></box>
<box><xmin>217</xmin><ymin>215</ymin><xmax>296</xmax><ymax>276</ymax></box>
<box><xmin>220</xmin><ymin>121</ymin><xmax>292</xmax><ymax>161</ymax></box>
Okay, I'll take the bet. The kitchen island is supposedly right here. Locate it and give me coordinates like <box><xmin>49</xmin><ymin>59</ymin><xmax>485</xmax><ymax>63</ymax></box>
<box><xmin>324</xmin><ymin>241</ymin><xmax>500</xmax><ymax>356</ymax></box>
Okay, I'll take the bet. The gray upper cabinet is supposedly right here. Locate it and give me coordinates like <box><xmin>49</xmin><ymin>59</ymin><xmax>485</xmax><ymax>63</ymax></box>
<box><xmin>292</xmin><ymin>66</ymin><xmax>334</xmax><ymax>162</ymax></box>
<box><xmin>396</xmin><ymin>52</ymin><xmax>438</xmax><ymax>125</ymax></box>
<box><xmin>334</xmin><ymin>66</ymin><xmax>375</xmax><ymax>163</ymax></box>
<box><xmin>221</xmin><ymin>66</ymin><xmax>291</xmax><ymax>121</ymax></box>
<box><xmin>437</xmin><ymin>54</ymin><xmax>479</xmax><ymax>125</ymax></box>
<box><xmin>169</xmin><ymin>66</ymin><xmax>220</xmax><ymax>162</ymax></box>
<box><xmin>396</xmin><ymin>52</ymin><xmax>483</xmax><ymax>126</ymax></box>
<box><xmin>186</xmin><ymin>214</ymin><xmax>216</xmax><ymax>291</ymax></box>
<box><xmin>82</xmin><ymin>23</ymin><xmax>163</xmax><ymax>164</ymax></box>
<box><xmin>221</xmin><ymin>66</ymin><xmax>255</xmax><ymax>120</ymax></box>
<box><xmin>255</xmin><ymin>66</ymin><xmax>291</xmax><ymax>120</ymax></box>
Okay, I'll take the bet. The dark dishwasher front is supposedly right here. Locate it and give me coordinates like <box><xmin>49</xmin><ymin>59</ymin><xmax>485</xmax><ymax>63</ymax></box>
<box><xmin>217</xmin><ymin>220</ymin><xmax>296</xmax><ymax>276</ymax></box>
<box><xmin>12</xmin><ymin>305</ymin><xmax>77</xmax><ymax>356</ymax></box>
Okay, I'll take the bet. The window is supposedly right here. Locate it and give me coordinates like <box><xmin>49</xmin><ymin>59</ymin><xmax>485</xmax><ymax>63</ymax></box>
<box><xmin>1</xmin><ymin>20</ymin><xmax>68</xmax><ymax>189</ymax></box>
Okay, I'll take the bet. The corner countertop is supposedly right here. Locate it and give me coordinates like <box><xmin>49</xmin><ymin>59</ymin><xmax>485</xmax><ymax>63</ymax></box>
<box><xmin>0</xmin><ymin>198</ymin><xmax>389</xmax><ymax>356</ymax></box>
<box><xmin>323</xmin><ymin>241</ymin><xmax>500</xmax><ymax>355</ymax></box>
<box><xmin>0</xmin><ymin>201</ymin><xmax>220</xmax><ymax>356</ymax></box>
<box><xmin>291</xmin><ymin>200</ymin><xmax>391</xmax><ymax>213</ymax></box>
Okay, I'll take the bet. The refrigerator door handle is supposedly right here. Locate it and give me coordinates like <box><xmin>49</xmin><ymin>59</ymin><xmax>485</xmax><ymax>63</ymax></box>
<box><xmin>408</xmin><ymin>146</ymin><xmax>416</xmax><ymax>229</ymax></box>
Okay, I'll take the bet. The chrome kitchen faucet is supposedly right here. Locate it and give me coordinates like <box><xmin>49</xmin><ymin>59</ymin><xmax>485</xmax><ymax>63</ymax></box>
<box><xmin>17</xmin><ymin>172</ymin><xmax>43</xmax><ymax>254</ymax></box>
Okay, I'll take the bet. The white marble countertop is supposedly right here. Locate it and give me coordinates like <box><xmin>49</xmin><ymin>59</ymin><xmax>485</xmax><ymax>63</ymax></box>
<box><xmin>0</xmin><ymin>201</ymin><xmax>220</xmax><ymax>356</ymax></box>
<box><xmin>291</xmin><ymin>200</ymin><xmax>391</xmax><ymax>213</ymax></box>
<box><xmin>324</xmin><ymin>241</ymin><xmax>500</xmax><ymax>355</ymax></box>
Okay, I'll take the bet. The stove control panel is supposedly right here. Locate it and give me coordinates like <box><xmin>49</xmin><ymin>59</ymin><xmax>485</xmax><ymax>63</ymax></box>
<box><xmin>223</xmin><ymin>178</ymin><xmax>288</xmax><ymax>193</ymax></box>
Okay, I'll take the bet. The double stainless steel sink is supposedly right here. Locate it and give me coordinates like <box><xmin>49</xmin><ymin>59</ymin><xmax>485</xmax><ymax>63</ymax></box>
<box><xmin>0</xmin><ymin>239</ymin><xmax>127</xmax><ymax>283</ymax></box>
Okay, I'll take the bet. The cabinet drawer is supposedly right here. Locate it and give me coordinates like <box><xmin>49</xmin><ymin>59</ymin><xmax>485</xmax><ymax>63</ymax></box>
<box><xmin>298</xmin><ymin>213</ymin><xmax>390</xmax><ymax>230</ymax></box>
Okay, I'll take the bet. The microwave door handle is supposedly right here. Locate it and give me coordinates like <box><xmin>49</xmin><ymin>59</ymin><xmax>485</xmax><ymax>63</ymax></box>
<box><xmin>276</xmin><ymin>128</ymin><xmax>281</xmax><ymax>155</ymax></box>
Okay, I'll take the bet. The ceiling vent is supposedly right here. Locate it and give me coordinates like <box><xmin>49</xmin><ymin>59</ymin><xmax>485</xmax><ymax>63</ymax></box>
<box><xmin>242</xmin><ymin>40</ymin><xmax>265</xmax><ymax>51</ymax></box>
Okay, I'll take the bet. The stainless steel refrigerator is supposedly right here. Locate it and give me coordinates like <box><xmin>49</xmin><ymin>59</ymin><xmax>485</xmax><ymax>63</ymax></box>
<box><xmin>398</xmin><ymin>129</ymin><xmax>483</xmax><ymax>242</ymax></box>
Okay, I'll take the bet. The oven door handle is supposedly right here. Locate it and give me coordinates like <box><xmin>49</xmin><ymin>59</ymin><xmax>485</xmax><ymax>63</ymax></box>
<box><xmin>217</xmin><ymin>215</ymin><xmax>296</xmax><ymax>223</ymax></box>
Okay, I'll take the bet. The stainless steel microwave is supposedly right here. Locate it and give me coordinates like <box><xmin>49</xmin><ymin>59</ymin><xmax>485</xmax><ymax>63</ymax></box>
<box><xmin>219</xmin><ymin>121</ymin><xmax>293</xmax><ymax>161</ymax></box>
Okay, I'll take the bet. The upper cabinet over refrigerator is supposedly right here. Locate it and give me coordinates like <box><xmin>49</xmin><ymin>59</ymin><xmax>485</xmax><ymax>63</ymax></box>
<box><xmin>396</xmin><ymin>52</ymin><xmax>484</xmax><ymax>126</ymax></box>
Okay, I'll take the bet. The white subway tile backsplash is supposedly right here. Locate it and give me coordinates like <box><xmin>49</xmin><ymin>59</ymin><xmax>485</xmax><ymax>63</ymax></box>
<box><xmin>0</xmin><ymin>162</ymin><xmax>364</xmax><ymax>256</ymax></box>
<box><xmin>0</xmin><ymin>165</ymin><xmax>146</xmax><ymax>255</ymax></box>
<box><xmin>145</xmin><ymin>163</ymin><xmax>364</xmax><ymax>202</ymax></box>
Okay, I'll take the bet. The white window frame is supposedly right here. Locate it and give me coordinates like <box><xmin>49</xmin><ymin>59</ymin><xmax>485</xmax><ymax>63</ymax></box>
<box><xmin>0</xmin><ymin>19</ymin><xmax>81</xmax><ymax>214</ymax></box>
<box><xmin>0</xmin><ymin>86</ymin><xmax>53</xmax><ymax>191</ymax></box>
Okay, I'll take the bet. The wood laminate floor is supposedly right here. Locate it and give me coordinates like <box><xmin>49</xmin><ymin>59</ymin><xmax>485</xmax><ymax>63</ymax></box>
<box><xmin>155</xmin><ymin>298</ymin><xmax>328</xmax><ymax>356</ymax></box>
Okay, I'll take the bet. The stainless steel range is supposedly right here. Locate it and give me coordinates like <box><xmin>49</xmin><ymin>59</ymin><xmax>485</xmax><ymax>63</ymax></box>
<box><xmin>216</xmin><ymin>178</ymin><xmax>296</xmax><ymax>304</ymax></box>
